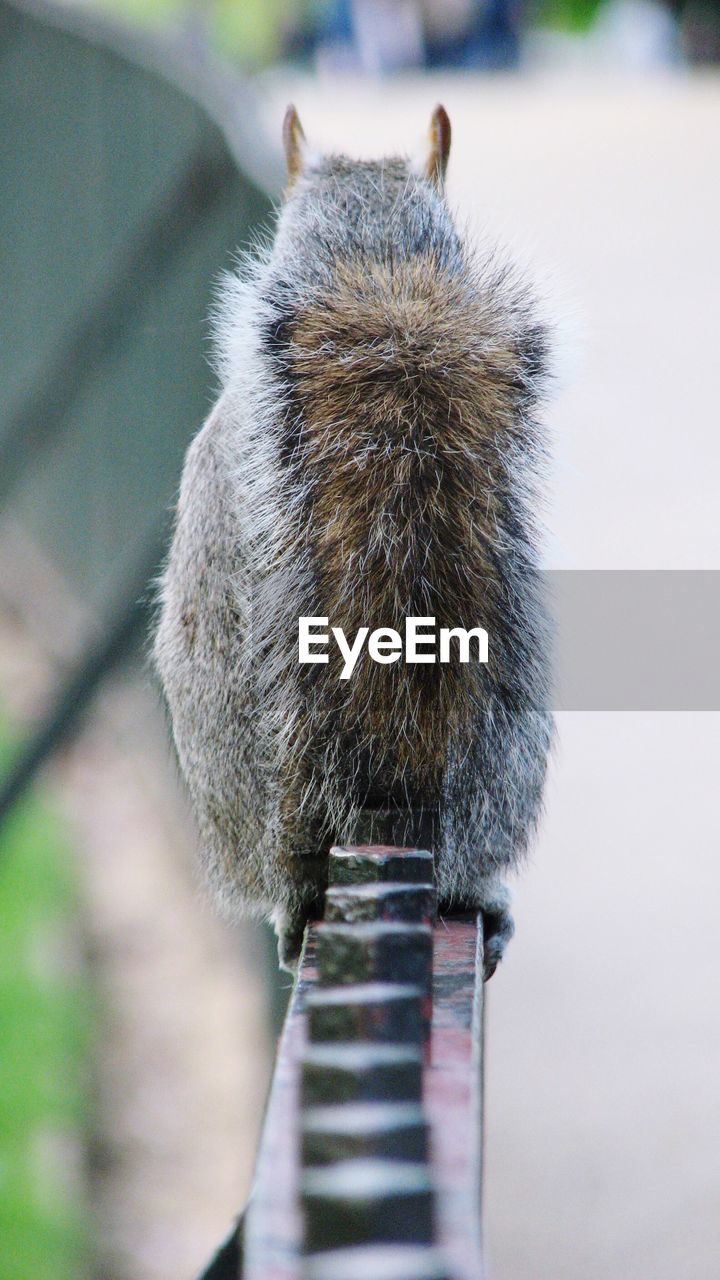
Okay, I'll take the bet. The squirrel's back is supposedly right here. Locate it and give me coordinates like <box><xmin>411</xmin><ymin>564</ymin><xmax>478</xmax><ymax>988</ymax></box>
<box><xmin>156</xmin><ymin>108</ymin><xmax>553</xmax><ymax>958</ymax></box>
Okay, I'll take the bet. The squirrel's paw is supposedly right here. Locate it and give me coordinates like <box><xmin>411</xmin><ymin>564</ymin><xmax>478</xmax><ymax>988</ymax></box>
<box><xmin>438</xmin><ymin>881</ymin><xmax>514</xmax><ymax>980</ymax></box>
<box><xmin>481</xmin><ymin>903</ymin><xmax>514</xmax><ymax>981</ymax></box>
<box><xmin>276</xmin><ymin>919</ymin><xmax>305</xmax><ymax>973</ymax></box>
<box><xmin>274</xmin><ymin>901</ymin><xmax>319</xmax><ymax>973</ymax></box>
<box><xmin>477</xmin><ymin>883</ymin><xmax>515</xmax><ymax>981</ymax></box>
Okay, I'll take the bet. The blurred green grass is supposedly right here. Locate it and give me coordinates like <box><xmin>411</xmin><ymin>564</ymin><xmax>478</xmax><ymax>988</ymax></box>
<box><xmin>538</xmin><ymin>0</ymin><xmax>605</xmax><ymax>32</ymax></box>
<box><xmin>92</xmin><ymin>0</ymin><xmax>306</xmax><ymax>65</ymax></box>
<box><xmin>0</xmin><ymin>727</ymin><xmax>92</xmax><ymax>1280</ymax></box>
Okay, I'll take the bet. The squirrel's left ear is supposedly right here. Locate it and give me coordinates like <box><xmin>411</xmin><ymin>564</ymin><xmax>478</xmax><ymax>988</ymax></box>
<box><xmin>425</xmin><ymin>105</ymin><xmax>451</xmax><ymax>187</ymax></box>
<box><xmin>283</xmin><ymin>104</ymin><xmax>307</xmax><ymax>188</ymax></box>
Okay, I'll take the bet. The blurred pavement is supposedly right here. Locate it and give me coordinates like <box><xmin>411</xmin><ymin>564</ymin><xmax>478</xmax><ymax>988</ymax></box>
<box><xmin>258</xmin><ymin>74</ymin><xmax>720</xmax><ymax>1280</ymax></box>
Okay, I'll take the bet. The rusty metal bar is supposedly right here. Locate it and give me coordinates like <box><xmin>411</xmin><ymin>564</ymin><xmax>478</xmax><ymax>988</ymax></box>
<box><xmin>425</xmin><ymin>914</ymin><xmax>485</xmax><ymax>1280</ymax></box>
<box><xmin>200</xmin><ymin>846</ymin><xmax>486</xmax><ymax>1280</ymax></box>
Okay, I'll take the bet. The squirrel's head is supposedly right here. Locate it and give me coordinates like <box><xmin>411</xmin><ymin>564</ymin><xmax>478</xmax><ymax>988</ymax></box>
<box><xmin>281</xmin><ymin>104</ymin><xmax>451</xmax><ymax>196</ymax></box>
<box><xmin>271</xmin><ymin>106</ymin><xmax>459</xmax><ymax>288</ymax></box>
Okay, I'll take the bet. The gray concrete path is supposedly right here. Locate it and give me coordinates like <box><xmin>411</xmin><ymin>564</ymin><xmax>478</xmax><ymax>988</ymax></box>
<box><xmin>260</xmin><ymin>74</ymin><xmax>720</xmax><ymax>1280</ymax></box>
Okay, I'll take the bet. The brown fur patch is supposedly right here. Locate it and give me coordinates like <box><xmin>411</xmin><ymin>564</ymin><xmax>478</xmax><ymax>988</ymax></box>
<box><xmin>281</xmin><ymin>254</ymin><xmax>529</xmax><ymax>802</ymax></box>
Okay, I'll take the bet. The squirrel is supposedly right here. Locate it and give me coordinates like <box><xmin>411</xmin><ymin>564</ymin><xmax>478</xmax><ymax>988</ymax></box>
<box><xmin>154</xmin><ymin>105</ymin><xmax>553</xmax><ymax>978</ymax></box>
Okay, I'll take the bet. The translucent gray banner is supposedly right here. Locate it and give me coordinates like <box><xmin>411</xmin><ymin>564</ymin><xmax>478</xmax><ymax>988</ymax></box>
<box><xmin>548</xmin><ymin>571</ymin><xmax>720</xmax><ymax>711</ymax></box>
<box><xmin>250</xmin><ymin>571</ymin><xmax>720</xmax><ymax>713</ymax></box>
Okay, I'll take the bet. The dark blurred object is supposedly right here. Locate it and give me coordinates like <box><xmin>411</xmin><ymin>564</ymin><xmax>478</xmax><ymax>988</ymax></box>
<box><xmin>296</xmin><ymin>0</ymin><xmax>525</xmax><ymax>72</ymax></box>
<box><xmin>424</xmin><ymin>0</ymin><xmax>525</xmax><ymax>68</ymax></box>
<box><xmin>197</xmin><ymin>1219</ymin><xmax>243</xmax><ymax>1279</ymax></box>
<box><xmin>669</xmin><ymin>0</ymin><xmax>720</xmax><ymax>61</ymax></box>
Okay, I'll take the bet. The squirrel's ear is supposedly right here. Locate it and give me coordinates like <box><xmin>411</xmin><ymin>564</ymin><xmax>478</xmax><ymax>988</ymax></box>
<box><xmin>283</xmin><ymin>104</ymin><xmax>307</xmax><ymax>188</ymax></box>
<box><xmin>425</xmin><ymin>105</ymin><xmax>451</xmax><ymax>188</ymax></box>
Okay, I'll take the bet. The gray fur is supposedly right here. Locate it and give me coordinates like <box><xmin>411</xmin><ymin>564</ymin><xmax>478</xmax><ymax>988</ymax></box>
<box><xmin>154</xmin><ymin>141</ymin><xmax>554</xmax><ymax>974</ymax></box>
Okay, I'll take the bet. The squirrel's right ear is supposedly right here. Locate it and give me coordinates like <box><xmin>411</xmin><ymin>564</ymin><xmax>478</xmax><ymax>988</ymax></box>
<box><xmin>283</xmin><ymin>105</ymin><xmax>307</xmax><ymax>188</ymax></box>
<box><xmin>425</xmin><ymin>105</ymin><xmax>451</xmax><ymax>188</ymax></box>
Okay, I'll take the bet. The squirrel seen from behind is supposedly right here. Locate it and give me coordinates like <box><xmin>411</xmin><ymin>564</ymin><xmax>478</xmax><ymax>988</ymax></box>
<box><xmin>154</xmin><ymin>105</ymin><xmax>554</xmax><ymax>977</ymax></box>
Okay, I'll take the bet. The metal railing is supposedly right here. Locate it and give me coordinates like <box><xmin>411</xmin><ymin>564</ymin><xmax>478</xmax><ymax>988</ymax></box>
<box><xmin>200</xmin><ymin>845</ymin><xmax>486</xmax><ymax>1280</ymax></box>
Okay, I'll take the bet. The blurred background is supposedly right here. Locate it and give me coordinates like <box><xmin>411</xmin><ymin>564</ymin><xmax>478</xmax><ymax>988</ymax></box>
<box><xmin>1</xmin><ymin>1</ymin><xmax>718</xmax><ymax>1278</ymax></box>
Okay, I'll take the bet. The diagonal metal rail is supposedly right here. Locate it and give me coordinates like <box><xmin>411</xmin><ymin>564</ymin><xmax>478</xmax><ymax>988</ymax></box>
<box><xmin>199</xmin><ymin>845</ymin><xmax>486</xmax><ymax>1280</ymax></box>
<box><xmin>0</xmin><ymin>525</ymin><xmax>168</xmax><ymax>833</ymax></box>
